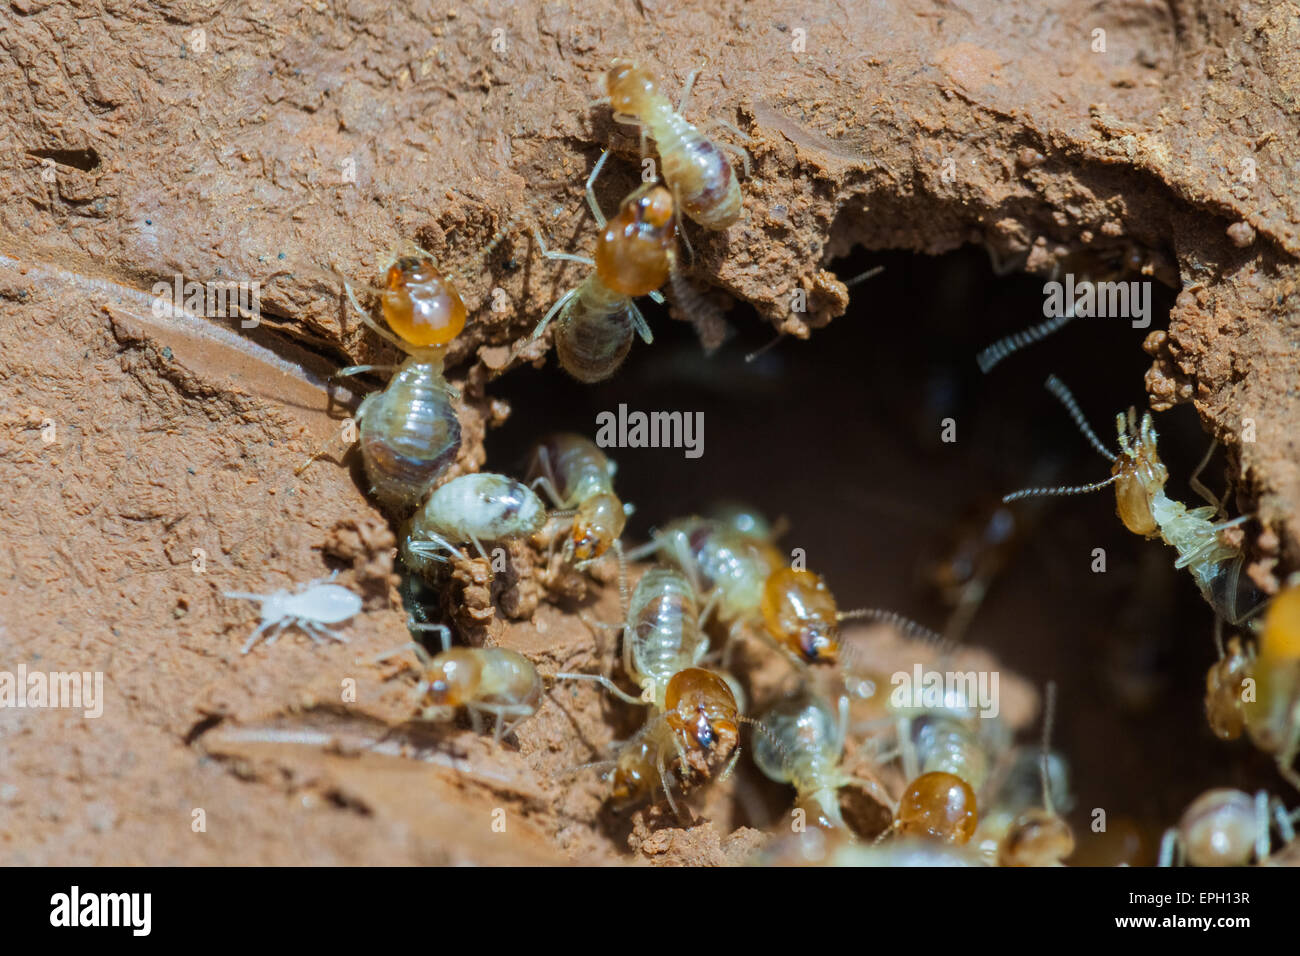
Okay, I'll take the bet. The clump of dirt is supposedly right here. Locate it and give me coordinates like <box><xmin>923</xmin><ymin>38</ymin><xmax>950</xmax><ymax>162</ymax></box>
<box><xmin>2</xmin><ymin>1</ymin><xmax>1299</xmax><ymax>865</ymax></box>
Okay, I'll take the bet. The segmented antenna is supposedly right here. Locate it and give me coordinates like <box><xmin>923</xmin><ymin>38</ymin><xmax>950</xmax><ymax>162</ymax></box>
<box><xmin>1002</xmin><ymin>474</ymin><xmax>1118</xmax><ymax>503</ymax></box>
<box><xmin>838</xmin><ymin>608</ymin><xmax>954</xmax><ymax>655</ymax></box>
<box><xmin>1040</xmin><ymin>681</ymin><xmax>1058</xmax><ymax>816</ymax></box>
<box><xmin>1044</xmin><ymin>374</ymin><xmax>1117</xmax><ymax>462</ymax></box>
<box><xmin>977</xmin><ymin>307</ymin><xmax>1077</xmax><ymax>374</ymax></box>
<box><xmin>740</xmin><ymin>714</ymin><xmax>790</xmax><ymax>769</ymax></box>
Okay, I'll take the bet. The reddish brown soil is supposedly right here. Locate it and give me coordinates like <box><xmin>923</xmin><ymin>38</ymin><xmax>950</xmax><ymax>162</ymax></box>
<box><xmin>1</xmin><ymin>0</ymin><xmax>1297</xmax><ymax>865</ymax></box>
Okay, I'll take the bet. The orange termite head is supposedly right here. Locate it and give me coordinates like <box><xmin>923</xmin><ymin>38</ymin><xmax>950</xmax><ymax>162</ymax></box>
<box><xmin>1110</xmin><ymin>408</ymin><xmax>1168</xmax><ymax>537</ymax></box>
<box><xmin>663</xmin><ymin>668</ymin><xmax>740</xmax><ymax>761</ymax></box>
<box><xmin>381</xmin><ymin>256</ymin><xmax>467</xmax><ymax>350</ymax></box>
<box><xmin>998</xmin><ymin>807</ymin><xmax>1075</xmax><ymax>866</ymax></box>
<box><xmin>594</xmin><ymin>185</ymin><xmax>677</xmax><ymax>297</ymax></box>
<box><xmin>1204</xmin><ymin>636</ymin><xmax>1251</xmax><ymax>741</ymax></box>
<box><xmin>420</xmin><ymin>648</ymin><xmax>482</xmax><ymax>708</ymax></box>
<box><xmin>896</xmin><ymin>771</ymin><xmax>978</xmax><ymax>845</ymax></box>
<box><xmin>760</xmin><ymin>567</ymin><xmax>841</xmax><ymax>664</ymax></box>
<box><xmin>570</xmin><ymin>493</ymin><xmax>626</xmax><ymax>561</ymax></box>
<box><xmin>605</xmin><ymin>60</ymin><xmax>658</xmax><ymax>116</ymax></box>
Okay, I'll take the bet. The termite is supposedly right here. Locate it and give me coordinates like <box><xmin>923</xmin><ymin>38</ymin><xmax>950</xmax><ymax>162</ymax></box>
<box><xmin>1002</xmin><ymin>375</ymin><xmax>1265</xmax><ymax>626</ymax></box>
<box><xmin>371</xmin><ymin>630</ymin><xmax>541</xmax><ymax>744</ymax></box>
<box><xmin>223</xmin><ymin>572</ymin><xmax>361</xmax><ymax>655</ymax></box>
<box><xmin>1205</xmin><ymin>634</ymin><xmax>1252</xmax><ymax>741</ymax></box>
<box><xmin>628</xmin><ymin>515</ymin><xmax>897</xmax><ymax>666</ymax></box>
<box><xmin>525</xmin><ymin>432</ymin><xmax>630</xmax><ymax>565</ymax></box>
<box><xmin>753</xmin><ymin>688</ymin><xmax>897</xmax><ymax>832</ymax></box>
<box><xmin>625</xmin><ymin>516</ymin><xmax>784</xmax><ymax>641</ymax></box>
<box><xmin>568</xmin><ymin>666</ymin><xmax>744</xmax><ymax>818</ymax></box>
<box><xmin>991</xmin><ymin>683</ymin><xmax>1075</xmax><ymax>866</ymax></box>
<box><xmin>887</xmin><ymin>704</ymin><xmax>1011</xmax><ymax>846</ymax></box>
<box><xmin>1158</xmin><ymin>787</ymin><xmax>1297</xmax><ymax>866</ymax></box>
<box><xmin>518</xmin><ymin>152</ymin><xmax>676</xmax><ymax>384</ymax></box>
<box><xmin>559</xmin><ymin>566</ymin><xmax>710</xmax><ymax>709</ymax></box>
<box><xmin>555</xmin><ymin>566</ymin><xmax>755</xmax><ymax>816</ymax></box>
<box><xmin>401</xmin><ymin>472</ymin><xmax>551</xmax><ymax>569</ymax></box>
<box><xmin>603</xmin><ymin>60</ymin><xmax>747</xmax><ymax>230</ymax></box>
<box><xmin>298</xmin><ymin>253</ymin><xmax>467</xmax><ymax>515</ymax></box>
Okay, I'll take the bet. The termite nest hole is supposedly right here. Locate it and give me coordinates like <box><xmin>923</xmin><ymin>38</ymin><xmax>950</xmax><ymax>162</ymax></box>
<box><xmin>463</xmin><ymin>244</ymin><xmax>1283</xmax><ymax>863</ymax></box>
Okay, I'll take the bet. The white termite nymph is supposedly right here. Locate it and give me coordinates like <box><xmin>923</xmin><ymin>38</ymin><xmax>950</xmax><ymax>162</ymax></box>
<box><xmin>402</xmin><ymin>472</ymin><xmax>551</xmax><ymax>568</ymax></box>
<box><xmin>223</xmin><ymin>572</ymin><xmax>362</xmax><ymax>654</ymax></box>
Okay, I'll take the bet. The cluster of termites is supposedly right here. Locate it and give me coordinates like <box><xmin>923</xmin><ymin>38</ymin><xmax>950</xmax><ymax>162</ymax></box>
<box><xmin>213</xmin><ymin>57</ymin><xmax>1300</xmax><ymax>867</ymax></box>
<box><xmin>983</xmin><ymin>303</ymin><xmax>1300</xmax><ymax>865</ymax></box>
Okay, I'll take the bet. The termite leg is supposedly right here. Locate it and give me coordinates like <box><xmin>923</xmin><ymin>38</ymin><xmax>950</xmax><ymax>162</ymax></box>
<box><xmin>335</xmin><ymin>364</ymin><xmax>400</xmax><ymax>379</ymax></box>
<box><xmin>627</xmin><ymin>300</ymin><xmax>654</xmax><ymax>345</ymax></box>
<box><xmin>529</xmin><ymin>286</ymin><xmax>578</xmax><ymax>343</ymax></box>
<box><xmin>1189</xmin><ymin>439</ymin><xmax>1227</xmax><ymax>516</ymax></box>
<box><xmin>408</xmin><ymin>622</ymin><xmax>451</xmax><ymax>654</ymax></box>
<box><xmin>498</xmin><ymin>707</ymin><xmax>535</xmax><ymax>742</ymax></box>
<box><xmin>585</xmin><ymin>150</ymin><xmax>611</xmax><ymax>227</ymax></box>
<box><xmin>531</xmin><ymin>226</ymin><xmax>595</xmax><ymax>268</ymax></box>
<box><xmin>1157</xmin><ymin>830</ymin><xmax>1180</xmax><ymax>867</ymax></box>
<box><xmin>656</xmin><ymin>750</ymin><xmax>683</xmax><ymax>820</ymax></box>
<box><xmin>368</xmin><ymin>641</ymin><xmax>434</xmax><ymax>668</ymax></box>
<box><xmin>343</xmin><ymin>278</ymin><xmax>414</xmax><ymax>354</ymax></box>
<box><xmin>554</xmin><ymin>672</ymin><xmax>645</xmax><ymax>706</ymax></box>
<box><xmin>677</xmin><ymin>66</ymin><xmax>701</xmax><ymax>114</ymax></box>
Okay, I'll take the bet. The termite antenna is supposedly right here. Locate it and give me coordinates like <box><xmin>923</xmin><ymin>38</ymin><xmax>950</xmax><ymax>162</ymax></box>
<box><xmin>1044</xmin><ymin>374</ymin><xmax>1116</xmax><ymax>462</ymax></box>
<box><xmin>742</xmin><ymin>264</ymin><xmax>880</xmax><ymax>364</ymax></box>
<box><xmin>745</xmin><ymin>332</ymin><xmax>786</xmax><ymax>363</ymax></box>
<box><xmin>837</xmin><ymin>607</ymin><xmax>952</xmax><ymax>652</ymax></box>
<box><xmin>843</xmin><ymin>265</ymin><xmax>884</xmax><ymax>287</ymax></box>
<box><xmin>977</xmin><ymin>307</ymin><xmax>1077</xmax><ymax>374</ymax></box>
<box><xmin>1040</xmin><ymin>680</ymin><xmax>1058</xmax><ymax>816</ymax></box>
<box><xmin>1002</xmin><ymin>474</ymin><xmax>1119</xmax><ymax>503</ymax></box>
<box><xmin>738</xmin><ymin>714</ymin><xmax>789</xmax><ymax>768</ymax></box>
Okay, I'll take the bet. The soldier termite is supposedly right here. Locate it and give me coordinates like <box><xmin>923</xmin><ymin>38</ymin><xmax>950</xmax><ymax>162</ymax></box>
<box><xmin>1158</xmin><ymin>787</ymin><xmax>1298</xmax><ymax>866</ymax></box>
<box><xmin>1002</xmin><ymin>374</ymin><xmax>1265</xmax><ymax>626</ymax></box>
<box><xmin>401</xmin><ymin>472</ymin><xmax>555</xmax><ymax>570</ymax></box>
<box><xmin>603</xmin><ymin>60</ymin><xmax>748</xmax><ymax>231</ymax></box>
<box><xmin>753</xmin><ymin>687</ymin><xmax>897</xmax><ymax>832</ymax></box>
<box><xmin>370</xmin><ymin>631</ymin><xmax>541</xmax><ymax>744</ymax></box>
<box><xmin>525</xmin><ymin>432</ymin><xmax>631</xmax><ymax>566</ymax></box>
<box><xmin>512</xmin><ymin>152</ymin><xmax>676</xmax><ymax>384</ymax></box>
<box><xmin>223</xmin><ymin>572</ymin><xmax>361</xmax><ymax>655</ymax></box>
